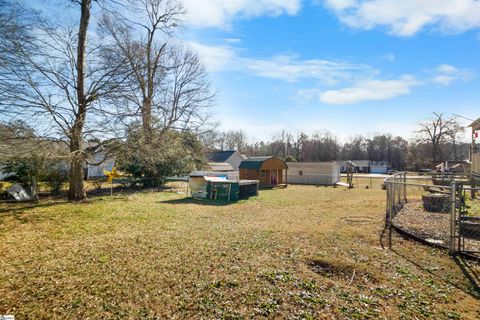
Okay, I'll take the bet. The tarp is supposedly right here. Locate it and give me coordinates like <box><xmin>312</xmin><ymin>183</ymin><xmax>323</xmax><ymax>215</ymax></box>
<box><xmin>7</xmin><ymin>184</ymin><xmax>32</xmax><ymax>201</ymax></box>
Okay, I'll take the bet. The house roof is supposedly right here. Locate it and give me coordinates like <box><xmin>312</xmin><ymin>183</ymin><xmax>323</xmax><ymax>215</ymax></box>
<box><xmin>206</xmin><ymin>150</ymin><xmax>238</xmax><ymax>162</ymax></box>
<box><xmin>338</xmin><ymin>160</ymin><xmax>370</xmax><ymax>167</ymax></box>
<box><xmin>239</xmin><ymin>156</ymin><xmax>273</xmax><ymax>170</ymax></box>
<box><xmin>207</xmin><ymin>162</ymin><xmax>235</xmax><ymax>171</ymax></box>
<box><xmin>370</xmin><ymin>161</ymin><xmax>389</xmax><ymax>167</ymax></box>
<box><xmin>469</xmin><ymin>117</ymin><xmax>480</xmax><ymax>130</ymax></box>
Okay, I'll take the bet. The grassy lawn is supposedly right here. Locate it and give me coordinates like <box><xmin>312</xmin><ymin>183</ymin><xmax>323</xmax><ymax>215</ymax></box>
<box><xmin>1</xmin><ymin>185</ymin><xmax>479</xmax><ymax>319</ymax></box>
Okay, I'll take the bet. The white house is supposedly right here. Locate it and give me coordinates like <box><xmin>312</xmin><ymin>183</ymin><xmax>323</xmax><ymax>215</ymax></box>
<box><xmin>286</xmin><ymin>162</ymin><xmax>340</xmax><ymax>186</ymax></box>
<box><xmin>86</xmin><ymin>151</ymin><xmax>115</xmax><ymax>180</ymax></box>
<box><xmin>206</xmin><ymin>150</ymin><xmax>247</xmax><ymax>171</ymax></box>
<box><xmin>369</xmin><ymin>161</ymin><xmax>389</xmax><ymax>174</ymax></box>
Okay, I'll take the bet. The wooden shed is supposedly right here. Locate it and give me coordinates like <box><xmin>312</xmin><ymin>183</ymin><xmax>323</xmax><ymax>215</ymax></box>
<box><xmin>239</xmin><ymin>156</ymin><xmax>288</xmax><ymax>187</ymax></box>
<box><xmin>286</xmin><ymin>162</ymin><xmax>340</xmax><ymax>186</ymax></box>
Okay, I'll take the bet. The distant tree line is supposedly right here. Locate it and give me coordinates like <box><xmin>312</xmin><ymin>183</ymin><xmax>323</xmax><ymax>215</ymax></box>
<box><xmin>204</xmin><ymin>113</ymin><xmax>469</xmax><ymax>171</ymax></box>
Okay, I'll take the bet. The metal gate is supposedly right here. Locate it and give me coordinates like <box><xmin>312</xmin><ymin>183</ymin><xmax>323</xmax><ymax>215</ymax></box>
<box><xmin>385</xmin><ymin>174</ymin><xmax>480</xmax><ymax>259</ymax></box>
<box><xmin>455</xmin><ymin>186</ymin><xmax>480</xmax><ymax>256</ymax></box>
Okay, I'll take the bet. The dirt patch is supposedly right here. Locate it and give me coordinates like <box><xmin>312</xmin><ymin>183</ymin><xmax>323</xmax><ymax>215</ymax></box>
<box><xmin>341</xmin><ymin>216</ymin><xmax>374</xmax><ymax>224</ymax></box>
<box><xmin>306</xmin><ymin>259</ymin><xmax>378</xmax><ymax>284</ymax></box>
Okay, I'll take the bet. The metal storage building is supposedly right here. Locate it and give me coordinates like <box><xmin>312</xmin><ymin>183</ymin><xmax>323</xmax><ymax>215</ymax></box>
<box><xmin>286</xmin><ymin>162</ymin><xmax>340</xmax><ymax>186</ymax></box>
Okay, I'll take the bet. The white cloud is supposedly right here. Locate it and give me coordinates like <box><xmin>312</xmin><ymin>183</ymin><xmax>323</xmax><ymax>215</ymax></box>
<box><xmin>183</xmin><ymin>0</ymin><xmax>302</xmax><ymax>29</ymax></box>
<box><xmin>187</xmin><ymin>41</ymin><xmax>373</xmax><ymax>84</ymax></box>
<box><xmin>319</xmin><ymin>76</ymin><xmax>421</xmax><ymax>104</ymax></box>
<box><xmin>186</xmin><ymin>41</ymin><xmax>238</xmax><ymax>72</ymax></box>
<box><xmin>431</xmin><ymin>64</ymin><xmax>474</xmax><ymax>85</ymax></box>
<box><xmin>245</xmin><ymin>54</ymin><xmax>371</xmax><ymax>83</ymax></box>
<box><xmin>224</xmin><ymin>38</ymin><xmax>242</xmax><ymax>43</ymax></box>
<box><xmin>324</xmin><ymin>0</ymin><xmax>480</xmax><ymax>36</ymax></box>
<box><xmin>187</xmin><ymin>41</ymin><xmax>475</xmax><ymax>104</ymax></box>
<box><xmin>382</xmin><ymin>53</ymin><xmax>395</xmax><ymax>62</ymax></box>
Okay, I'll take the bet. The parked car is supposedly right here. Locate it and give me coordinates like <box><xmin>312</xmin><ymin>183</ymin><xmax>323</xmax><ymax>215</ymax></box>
<box><xmin>418</xmin><ymin>168</ymin><xmax>432</xmax><ymax>176</ymax></box>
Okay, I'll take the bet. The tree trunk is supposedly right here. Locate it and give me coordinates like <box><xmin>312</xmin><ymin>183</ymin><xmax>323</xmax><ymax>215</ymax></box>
<box><xmin>67</xmin><ymin>0</ymin><xmax>91</xmax><ymax>201</ymax></box>
<box><xmin>68</xmin><ymin>147</ymin><xmax>86</xmax><ymax>201</ymax></box>
<box><xmin>142</xmin><ymin>98</ymin><xmax>153</xmax><ymax>141</ymax></box>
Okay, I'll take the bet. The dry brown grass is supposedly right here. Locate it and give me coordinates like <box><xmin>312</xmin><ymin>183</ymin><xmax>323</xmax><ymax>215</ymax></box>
<box><xmin>0</xmin><ymin>186</ymin><xmax>479</xmax><ymax>319</ymax></box>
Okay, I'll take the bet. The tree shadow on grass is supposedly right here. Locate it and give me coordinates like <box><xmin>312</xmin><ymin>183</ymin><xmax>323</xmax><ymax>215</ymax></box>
<box><xmin>0</xmin><ymin>200</ymin><xmax>68</xmax><ymax>215</ymax></box>
<box><xmin>380</xmin><ymin>224</ymin><xmax>480</xmax><ymax>297</ymax></box>
<box><xmin>0</xmin><ymin>196</ymin><xmax>109</xmax><ymax>224</ymax></box>
<box><xmin>158</xmin><ymin>197</ymin><xmax>233</xmax><ymax>206</ymax></box>
<box><xmin>452</xmin><ymin>255</ymin><xmax>480</xmax><ymax>294</ymax></box>
<box><xmin>391</xmin><ymin>247</ymin><xmax>480</xmax><ymax>299</ymax></box>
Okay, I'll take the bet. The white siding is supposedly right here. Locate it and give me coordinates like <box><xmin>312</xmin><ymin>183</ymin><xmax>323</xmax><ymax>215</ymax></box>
<box><xmin>286</xmin><ymin>162</ymin><xmax>340</xmax><ymax>185</ymax></box>
<box><xmin>87</xmin><ymin>153</ymin><xmax>115</xmax><ymax>179</ymax></box>
<box><xmin>473</xmin><ymin>154</ymin><xmax>480</xmax><ymax>175</ymax></box>
<box><xmin>225</xmin><ymin>152</ymin><xmax>247</xmax><ymax>171</ymax></box>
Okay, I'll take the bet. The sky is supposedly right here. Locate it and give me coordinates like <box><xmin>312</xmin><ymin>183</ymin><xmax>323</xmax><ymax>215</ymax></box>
<box><xmin>28</xmin><ymin>0</ymin><xmax>480</xmax><ymax>142</ymax></box>
<box><xmin>179</xmin><ymin>0</ymin><xmax>480</xmax><ymax>142</ymax></box>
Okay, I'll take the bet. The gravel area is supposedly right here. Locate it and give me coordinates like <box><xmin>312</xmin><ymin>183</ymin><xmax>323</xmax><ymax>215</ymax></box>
<box><xmin>392</xmin><ymin>201</ymin><xmax>480</xmax><ymax>254</ymax></box>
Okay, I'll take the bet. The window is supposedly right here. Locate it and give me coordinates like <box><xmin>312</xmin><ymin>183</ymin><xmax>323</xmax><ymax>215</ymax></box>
<box><xmin>260</xmin><ymin>170</ymin><xmax>266</xmax><ymax>178</ymax></box>
<box><xmin>271</xmin><ymin>170</ymin><xmax>277</xmax><ymax>177</ymax></box>
<box><xmin>299</xmin><ymin>170</ymin><xmax>303</xmax><ymax>176</ymax></box>
<box><xmin>243</xmin><ymin>169</ymin><xmax>248</xmax><ymax>178</ymax></box>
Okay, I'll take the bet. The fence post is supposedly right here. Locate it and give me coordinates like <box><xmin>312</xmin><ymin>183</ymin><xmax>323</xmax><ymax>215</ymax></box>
<box><xmin>449</xmin><ymin>181</ymin><xmax>457</xmax><ymax>254</ymax></box>
<box><xmin>385</xmin><ymin>181</ymin><xmax>390</xmax><ymax>228</ymax></box>
<box><xmin>396</xmin><ymin>177</ymin><xmax>402</xmax><ymax>204</ymax></box>
<box><xmin>403</xmin><ymin>172</ymin><xmax>407</xmax><ymax>204</ymax></box>
<box><xmin>388</xmin><ymin>182</ymin><xmax>394</xmax><ymax>249</ymax></box>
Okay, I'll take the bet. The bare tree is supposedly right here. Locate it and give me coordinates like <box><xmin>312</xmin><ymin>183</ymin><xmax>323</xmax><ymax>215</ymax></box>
<box><xmin>417</xmin><ymin>113</ymin><xmax>457</xmax><ymax>163</ymax></box>
<box><xmin>292</xmin><ymin>132</ymin><xmax>307</xmax><ymax>161</ymax></box>
<box><xmin>220</xmin><ymin>130</ymin><xmax>248</xmax><ymax>152</ymax></box>
<box><xmin>0</xmin><ymin>0</ymin><xmax>130</xmax><ymax>201</ymax></box>
<box><xmin>100</xmin><ymin>0</ymin><xmax>213</xmax><ymax>141</ymax></box>
<box><xmin>447</xmin><ymin>122</ymin><xmax>464</xmax><ymax>161</ymax></box>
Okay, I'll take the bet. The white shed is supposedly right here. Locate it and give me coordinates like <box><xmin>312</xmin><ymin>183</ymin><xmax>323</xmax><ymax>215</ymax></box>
<box><xmin>286</xmin><ymin>162</ymin><xmax>340</xmax><ymax>186</ymax></box>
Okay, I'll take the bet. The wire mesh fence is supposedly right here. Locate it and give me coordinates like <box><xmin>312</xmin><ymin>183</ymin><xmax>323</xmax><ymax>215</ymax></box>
<box><xmin>340</xmin><ymin>174</ymin><xmax>431</xmax><ymax>190</ymax></box>
<box><xmin>385</xmin><ymin>173</ymin><xmax>480</xmax><ymax>258</ymax></box>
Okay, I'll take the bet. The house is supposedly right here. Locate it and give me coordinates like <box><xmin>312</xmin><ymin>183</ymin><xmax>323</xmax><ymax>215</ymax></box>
<box><xmin>286</xmin><ymin>162</ymin><xmax>340</xmax><ymax>186</ymax></box>
<box><xmin>239</xmin><ymin>156</ymin><xmax>288</xmax><ymax>187</ymax></box>
<box><xmin>338</xmin><ymin>160</ymin><xmax>389</xmax><ymax>174</ymax></box>
<box><xmin>206</xmin><ymin>162</ymin><xmax>234</xmax><ymax>172</ymax></box>
<box><xmin>338</xmin><ymin>160</ymin><xmax>370</xmax><ymax>173</ymax></box>
<box><xmin>369</xmin><ymin>161</ymin><xmax>390</xmax><ymax>174</ymax></box>
<box><xmin>469</xmin><ymin>118</ymin><xmax>480</xmax><ymax>182</ymax></box>
<box><xmin>206</xmin><ymin>150</ymin><xmax>247</xmax><ymax>171</ymax></box>
<box><xmin>85</xmin><ymin>150</ymin><xmax>115</xmax><ymax>180</ymax></box>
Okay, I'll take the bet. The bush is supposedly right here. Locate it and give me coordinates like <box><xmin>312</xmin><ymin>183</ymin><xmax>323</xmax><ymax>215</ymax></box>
<box><xmin>44</xmin><ymin>167</ymin><xmax>68</xmax><ymax>195</ymax></box>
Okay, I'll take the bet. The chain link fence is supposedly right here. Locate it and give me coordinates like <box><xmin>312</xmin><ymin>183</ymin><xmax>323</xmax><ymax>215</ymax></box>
<box><xmin>385</xmin><ymin>173</ymin><xmax>480</xmax><ymax>258</ymax></box>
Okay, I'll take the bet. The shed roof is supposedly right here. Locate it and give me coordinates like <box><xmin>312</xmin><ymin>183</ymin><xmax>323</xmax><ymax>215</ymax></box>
<box><xmin>239</xmin><ymin>156</ymin><xmax>273</xmax><ymax>170</ymax></box>
<box><xmin>287</xmin><ymin>161</ymin><xmax>339</xmax><ymax>168</ymax></box>
<box><xmin>206</xmin><ymin>150</ymin><xmax>238</xmax><ymax>162</ymax></box>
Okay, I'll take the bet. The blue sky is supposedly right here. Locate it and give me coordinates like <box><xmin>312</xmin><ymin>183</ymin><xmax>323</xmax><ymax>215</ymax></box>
<box><xmin>179</xmin><ymin>0</ymin><xmax>480</xmax><ymax>142</ymax></box>
<box><xmin>28</xmin><ymin>0</ymin><xmax>480</xmax><ymax>142</ymax></box>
